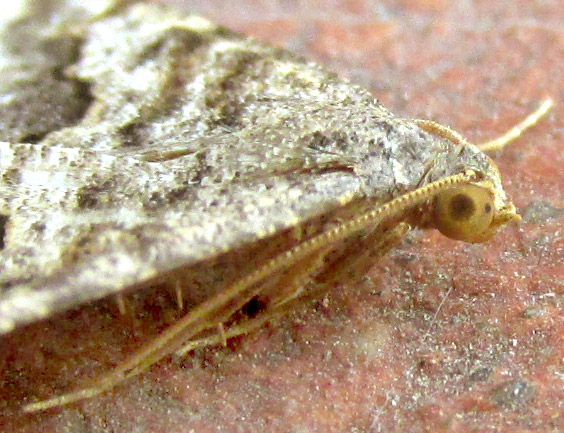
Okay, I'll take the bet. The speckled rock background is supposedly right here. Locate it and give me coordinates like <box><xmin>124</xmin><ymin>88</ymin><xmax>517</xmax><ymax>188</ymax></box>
<box><xmin>2</xmin><ymin>1</ymin><xmax>563</xmax><ymax>432</ymax></box>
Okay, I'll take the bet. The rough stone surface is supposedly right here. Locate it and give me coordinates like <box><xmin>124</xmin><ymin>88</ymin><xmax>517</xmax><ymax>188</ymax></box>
<box><xmin>1</xmin><ymin>1</ymin><xmax>563</xmax><ymax>432</ymax></box>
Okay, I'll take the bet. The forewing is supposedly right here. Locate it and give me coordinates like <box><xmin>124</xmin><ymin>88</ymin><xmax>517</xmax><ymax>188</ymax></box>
<box><xmin>0</xmin><ymin>139</ymin><xmax>363</xmax><ymax>333</ymax></box>
<box><xmin>0</xmin><ymin>2</ymin><xmax>492</xmax><ymax>332</ymax></box>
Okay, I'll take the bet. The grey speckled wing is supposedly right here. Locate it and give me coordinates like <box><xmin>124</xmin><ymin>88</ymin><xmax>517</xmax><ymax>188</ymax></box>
<box><xmin>0</xmin><ymin>2</ymin><xmax>498</xmax><ymax>333</ymax></box>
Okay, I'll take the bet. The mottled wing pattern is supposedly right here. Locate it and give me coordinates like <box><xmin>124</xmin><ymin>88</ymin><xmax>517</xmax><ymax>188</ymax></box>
<box><xmin>0</xmin><ymin>2</ymin><xmax>493</xmax><ymax>332</ymax></box>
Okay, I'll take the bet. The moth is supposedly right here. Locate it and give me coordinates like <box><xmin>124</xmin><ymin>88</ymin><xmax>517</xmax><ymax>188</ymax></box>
<box><xmin>0</xmin><ymin>1</ymin><xmax>551</xmax><ymax>412</ymax></box>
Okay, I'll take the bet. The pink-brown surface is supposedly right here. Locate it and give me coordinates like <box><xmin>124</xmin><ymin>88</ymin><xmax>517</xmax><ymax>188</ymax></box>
<box><xmin>2</xmin><ymin>1</ymin><xmax>563</xmax><ymax>432</ymax></box>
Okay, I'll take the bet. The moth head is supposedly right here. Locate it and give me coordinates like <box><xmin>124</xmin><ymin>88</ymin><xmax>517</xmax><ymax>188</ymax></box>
<box><xmin>432</xmin><ymin>182</ymin><xmax>520</xmax><ymax>243</ymax></box>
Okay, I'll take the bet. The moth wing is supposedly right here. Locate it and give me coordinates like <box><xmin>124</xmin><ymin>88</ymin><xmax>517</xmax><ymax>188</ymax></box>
<box><xmin>0</xmin><ymin>141</ymin><xmax>363</xmax><ymax>333</ymax></box>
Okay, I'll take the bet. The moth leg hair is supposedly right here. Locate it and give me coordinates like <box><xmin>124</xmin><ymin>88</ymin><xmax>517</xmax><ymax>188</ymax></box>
<box><xmin>115</xmin><ymin>293</ymin><xmax>128</xmax><ymax>316</ymax></box>
<box><xmin>22</xmin><ymin>171</ymin><xmax>477</xmax><ymax>413</ymax></box>
<box><xmin>113</xmin><ymin>292</ymin><xmax>145</xmax><ymax>330</ymax></box>
<box><xmin>174</xmin><ymin>279</ymin><xmax>184</xmax><ymax>312</ymax></box>
<box><xmin>414</xmin><ymin>99</ymin><xmax>553</xmax><ymax>152</ymax></box>
<box><xmin>217</xmin><ymin>322</ymin><xmax>227</xmax><ymax>347</ymax></box>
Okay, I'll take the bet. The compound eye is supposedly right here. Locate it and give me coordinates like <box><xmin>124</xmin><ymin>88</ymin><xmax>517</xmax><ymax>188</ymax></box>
<box><xmin>433</xmin><ymin>184</ymin><xmax>495</xmax><ymax>243</ymax></box>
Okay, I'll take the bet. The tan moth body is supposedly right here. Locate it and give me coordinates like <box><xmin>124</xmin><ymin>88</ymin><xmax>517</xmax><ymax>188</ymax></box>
<box><xmin>0</xmin><ymin>1</ymin><xmax>552</xmax><ymax>412</ymax></box>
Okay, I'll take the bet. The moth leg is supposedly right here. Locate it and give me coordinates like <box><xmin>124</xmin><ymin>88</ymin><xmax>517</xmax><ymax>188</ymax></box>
<box><xmin>171</xmin><ymin>243</ymin><xmax>335</xmax><ymax>357</ymax></box>
<box><xmin>175</xmin><ymin>222</ymin><xmax>411</xmax><ymax>357</ymax></box>
<box><xmin>175</xmin><ymin>281</ymin><xmax>329</xmax><ymax>357</ymax></box>
<box><xmin>116</xmin><ymin>245</ymin><xmax>338</xmax><ymax>386</ymax></box>
<box><xmin>264</xmin><ymin>244</ymin><xmax>336</xmax><ymax>307</ymax></box>
<box><xmin>313</xmin><ymin>222</ymin><xmax>411</xmax><ymax>289</ymax></box>
<box><xmin>23</xmin><ymin>171</ymin><xmax>478</xmax><ymax>412</ymax></box>
<box><xmin>414</xmin><ymin>99</ymin><xmax>552</xmax><ymax>152</ymax></box>
<box><xmin>22</xmin><ymin>243</ymin><xmax>335</xmax><ymax>412</ymax></box>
